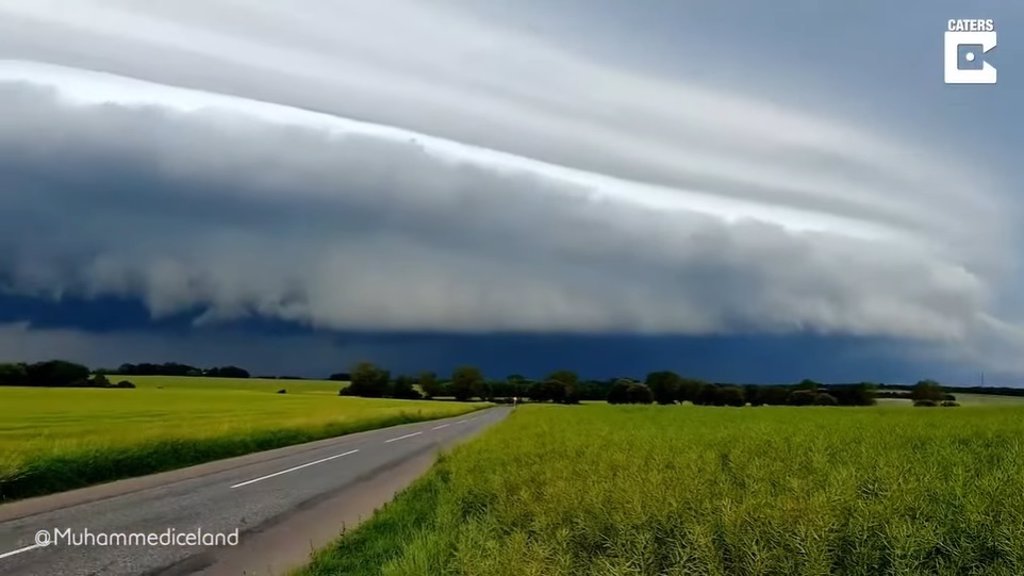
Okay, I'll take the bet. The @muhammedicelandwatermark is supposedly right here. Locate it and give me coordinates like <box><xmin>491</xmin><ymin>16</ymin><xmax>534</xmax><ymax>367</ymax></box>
<box><xmin>33</xmin><ymin>527</ymin><xmax>240</xmax><ymax>548</ymax></box>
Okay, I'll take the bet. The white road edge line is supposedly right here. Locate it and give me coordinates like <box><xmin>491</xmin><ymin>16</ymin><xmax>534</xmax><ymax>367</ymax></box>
<box><xmin>0</xmin><ymin>543</ymin><xmax>43</xmax><ymax>560</ymax></box>
<box><xmin>230</xmin><ymin>449</ymin><xmax>359</xmax><ymax>489</ymax></box>
<box><xmin>432</xmin><ymin>423</ymin><xmax>450</xmax><ymax>430</ymax></box>
<box><xmin>456</xmin><ymin>419</ymin><xmax>468</xmax><ymax>424</ymax></box>
<box><xmin>384</xmin><ymin>431</ymin><xmax>423</xmax><ymax>443</ymax></box>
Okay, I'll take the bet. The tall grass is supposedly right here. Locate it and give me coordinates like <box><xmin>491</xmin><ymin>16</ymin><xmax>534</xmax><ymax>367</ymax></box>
<box><xmin>300</xmin><ymin>404</ymin><xmax>1024</xmax><ymax>576</ymax></box>
<box><xmin>0</xmin><ymin>384</ymin><xmax>487</xmax><ymax>501</ymax></box>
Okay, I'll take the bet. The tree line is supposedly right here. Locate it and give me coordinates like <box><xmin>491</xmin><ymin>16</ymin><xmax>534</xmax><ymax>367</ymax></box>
<box><xmin>334</xmin><ymin>366</ymin><xmax>963</xmax><ymax>408</ymax></box>
<box><xmin>0</xmin><ymin>360</ymin><xmax>135</xmax><ymax>388</ymax></box>
<box><xmin>112</xmin><ymin>363</ymin><xmax>251</xmax><ymax>378</ymax></box>
<box><xmin>0</xmin><ymin>359</ymin><xmax>962</xmax><ymax>408</ymax></box>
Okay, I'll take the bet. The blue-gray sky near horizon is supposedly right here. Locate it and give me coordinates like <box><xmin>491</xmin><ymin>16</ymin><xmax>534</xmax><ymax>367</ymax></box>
<box><xmin>0</xmin><ymin>1</ymin><xmax>1020</xmax><ymax>383</ymax></box>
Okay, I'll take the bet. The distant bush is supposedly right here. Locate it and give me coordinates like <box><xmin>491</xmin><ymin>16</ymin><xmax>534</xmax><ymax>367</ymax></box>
<box><xmin>348</xmin><ymin>362</ymin><xmax>390</xmax><ymax>398</ymax></box>
<box><xmin>276</xmin><ymin>388</ymin><xmax>287</xmax><ymax>394</ymax></box>
<box><xmin>116</xmin><ymin>362</ymin><xmax>201</xmax><ymax>376</ymax></box>
<box><xmin>25</xmin><ymin>360</ymin><xmax>91</xmax><ymax>387</ymax></box>
<box><xmin>547</xmin><ymin>370</ymin><xmax>581</xmax><ymax>404</ymax></box>
<box><xmin>451</xmin><ymin>366</ymin><xmax>485</xmax><ymax>402</ymax></box>
<box><xmin>418</xmin><ymin>371</ymin><xmax>442</xmax><ymax>399</ymax></box>
<box><xmin>115</xmin><ymin>380</ymin><xmax>136</xmax><ymax>389</ymax></box>
<box><xmin>912</xmin><ymin>380</ymin><xmax>945</xmax><ymax>402</ymax></box>
<box><xmin>645</xmin><ymin>371</ymin><xmax>681</xmax><ymax>405</ymax></box>
<box><xmin>693</xmin><ymin>385</ymin><xmax>745</xmax><ymax>406</ymax></box>
<box><xmin>719</xmin><ymin>386</ymin><xmax>746</xmax><ymax>407</ymax></box>
<box><xmin>875</xmin><ymin>391</ymin><xmax>913</xmax><ymax>400</ymax></box>
<box><xmin>941</xmin><ymin>400</ymin><xmax>960</xmax><ymax>407</ymax></box>
<box><xmin>755</xmin><ymin>386</ymin><xmax>790</xmax><ymax>406</ymax></box>
<box><xmin>0</xmin><ymin>363</ymin><xmax>28</xmax><ymax>386</ymax></box>
<box><xmin>626</xmin><ymin>383</ymin><xmax>654</xmax><ymax>405</ymax></box>
<box><xmin>795</xmin><ymin>378</ymin><xmax>821</xmax><ymax>390</ymax></box>
<box><xmin>204</xmin><ymin>366</ymin><xmax>250</xmax><ymax>379</ymax></box>
<box><xmin>813</xmin><ymin>393</ymin><xmax>839</xmax><ymax>406</ymax></box>
<box><xmin>607</xmin><ymin>379</ymin><xmax>633</xmax><ymax>404</ymax></box>
<box><xmin>787</xmin><ymin>389</ymin><xmax>817</xmax><ymax>406</ymax></box>
<box><xmin>0</xmin><ymin>360</ymin><xmax>138</xmax><ymax>388</ymax></box>
<box><xmin>914</xmin><ymin>399</ymin><xmax>939</xmax><ymax>407</ymax></box>
<box><xmin>676</xmin><ymin>378</ymin><xmax>707</xmax><ymax>403</ymax></box>
<box><xmin>529</xmin><ymin>375</ymin><xmax>579</xmax><ymax>404</ymax></box>
<box><xmin>694</xmin><ymin>385</ymin><xmax>719</xmax><ymax>406</ymax></box>
<box><xmin>391</xmin><ymin>376</ymin><xmax>423</xmax><ymax>400</ymax></box>
<box><xmin>825</xmin><ymin>383</ymin><xmax>876</xmax><ymax>406</ymax></box>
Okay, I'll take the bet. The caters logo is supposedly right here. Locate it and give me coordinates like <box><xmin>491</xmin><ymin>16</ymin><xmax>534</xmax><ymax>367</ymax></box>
<box><xmin>945</xmin><ymin>19</ymin><xmax>997</xmax><ymax>84</ymax></box>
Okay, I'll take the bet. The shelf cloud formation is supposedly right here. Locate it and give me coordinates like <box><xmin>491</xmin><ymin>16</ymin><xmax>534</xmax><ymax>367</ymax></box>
<box><xmin>0</xmin><ymin>0</ymin><xmax>1020</xmax><ymax>378</ymax></box>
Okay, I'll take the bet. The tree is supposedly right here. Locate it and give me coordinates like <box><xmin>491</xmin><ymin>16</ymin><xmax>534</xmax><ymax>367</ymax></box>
<box><xmin>718</xmin><ymin>386</ymin><xmax>746</xmax><ymax>407</ymax></box>
<box><xmin>547</xmin><ymin>370</ymin><xmax>579</xmax><ymax>404</ymax></box>
<box><xmin>328</xmin><ymin>372</ymin><xmax>351</xmax><ymax>382</ymax></box>
<box><xmin>827</xmin><ymin>383</ymin><xmax>876</xmax><ymax>406</ymax></box>
<box><xmin>760</xmin><ymin>386</ymin><xmax>790</xmax><ymax>405</ymax></box>
<box><xmin>205</xmin><ymin>365</ymin><xmax>250</xmax><ymax>378</ymax></box>
<box><xmin>676</xmin><ymin>378</ymin><xmax>706</xmax><ymax>403</ymax></box>
<box><xmin>795</xmin><ymin>379</ymin><xmax>821</xmax><ymax>391</ymax></box>
<box><xmin>0</xmin><ymin>363</ymin><xmax>27</xmax><ymax>386</ymax></box>
<box><xmin>391</xmin><ymin>375</ymin><xmax>422</xmax><ymax>399</ymax></box>
<box><xmin>626</xmin><ymin>383</ymin><xmax>654</xmax><ymax>404</ymax></box>
<box><xmin>787</xmin><ymin>389</ymin><xmax>817</xmax><ymax>406</ymax></box>
<box><xmin>472</xmin><ymin>378</ymin><xmax>492</xmax><ymax>401</ymax></box>
<box><xmin>25</xmin><ymin>360</ymin><xmax>91</xmax><ymax>387</ymax></box>
<box><xmin>347</xmin><ymin>361</ymin><xmax>390</xmax><ymax>398</ymax></box>
<box><xmin>450</xmin><ymin>366</ymin><xmax>484</xmax><ymax>402</ymax></box>
<box><xmin>695</xmin><ymin>385</ymin><xmax>720</xmax><ymax>406</ymax></box>
<box><xmin>912</xmin><ymin>379</ymin><xmax>945</xmax><ymax>402</ymax></box>
<box><xmin>607</xmin><ymin>379</ymin><xmax>633</xmax><ymax>404</ymax></box>
<box><xmin>499</xmin><ymin>375</ymin><xmax>531</xmax><ymax>400</ymax></box>
<box><xmin>645</xmin><ymin>371</ymin><xmax>681</xmax><ymax>405</ymax></box>
<box><xmin>528</xmin><ymin>379</ymin><xmax>564</xmax><ymax>403</ymax></box>
<box><xmin>419</xmin><ymin>371</ymin><xmax>442</xmax><ymax>399</ymax></box>
<box><xmin>744</xmin><ymin>385</ymin><xmax>763</xmax><ymax>406</ymax></box>
<box><xmin>547</xmin><ymin>370</ymin><xmax>578</xmax><ymax>387</ymax></box>
<box><xmin>813</xmin><ymin>392</ymin><xmax>839</xmax><ymax>406</ymax></box>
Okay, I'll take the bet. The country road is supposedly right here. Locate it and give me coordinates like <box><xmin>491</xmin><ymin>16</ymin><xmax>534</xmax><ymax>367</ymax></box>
<box><xmin>0</xmin><ymin>406</ymin><xmax>511</xmax><ymax>576</ymax></box>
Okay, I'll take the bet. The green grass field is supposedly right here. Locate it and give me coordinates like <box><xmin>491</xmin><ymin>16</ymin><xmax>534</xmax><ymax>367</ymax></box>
<box><xmin>300</xmin><ymin>404</ymin><xmax>1024</xmax><ymax>576</ymax></box>
<box><xmin>0</xmin><ymin>376</ymin><xmax>487</xmax><ymax>501</ymax></box>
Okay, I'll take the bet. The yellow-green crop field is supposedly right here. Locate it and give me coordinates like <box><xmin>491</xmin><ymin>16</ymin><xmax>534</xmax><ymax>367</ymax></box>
<box><xmin>0</xmin><ymin>376</ymin><xmax>488</xmax><ymax>501</ymax></box>
<box><xmin>301</xmin><ymin>403</ymin><xmax>1024</xmax><ymax>576</ymax></box>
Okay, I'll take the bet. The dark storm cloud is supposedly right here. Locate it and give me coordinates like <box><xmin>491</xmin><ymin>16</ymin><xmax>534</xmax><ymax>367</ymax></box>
<box><xmin>0</xmin><ymin>81</ymin><xmax>992</xmax><ymax>343</ymax></box>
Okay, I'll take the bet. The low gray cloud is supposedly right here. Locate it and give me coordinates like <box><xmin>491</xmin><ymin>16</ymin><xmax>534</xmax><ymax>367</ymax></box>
<box><xmin>0</xmin><ymin>79</ymin><xmax>993</xmax><ymax>342</ymax></box>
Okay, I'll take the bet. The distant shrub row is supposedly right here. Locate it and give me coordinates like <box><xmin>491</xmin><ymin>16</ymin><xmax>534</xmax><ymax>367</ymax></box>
<box><xmin>328</xmin><ymin>365</ymin><xmax>878</xmax><ymax>407</ymax></box>
<box><xmin>112</xmin><ymin>362</ymin><xmax>250</xmax><ymax>378</ymax></box>
<box><xmin>0</xmin><ymin>358</ymin><xmax>962</xmax><ymax>409</ymax></box>
<box><xmin>0</xmin><ymin>361</ymin><xmax>134</xmax><ymax>388</ymax></box>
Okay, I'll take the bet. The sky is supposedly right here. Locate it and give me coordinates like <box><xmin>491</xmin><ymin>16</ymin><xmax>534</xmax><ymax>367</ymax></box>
<box><xmin>0</xmin><ymin>1</ymin><xmax>1021</xmax><ymax>384</ymax></box>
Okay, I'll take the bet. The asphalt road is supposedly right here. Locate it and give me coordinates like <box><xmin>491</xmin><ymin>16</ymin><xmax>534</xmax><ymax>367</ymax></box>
<box><xmin>0</xmin><ymin>406</ymin><xmax>511</xmax><ymax>576</ymax></box>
